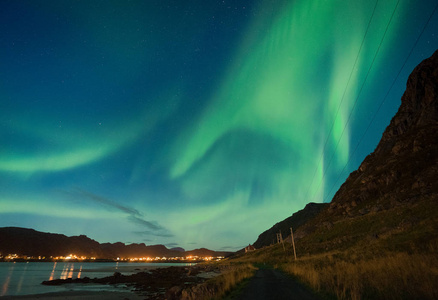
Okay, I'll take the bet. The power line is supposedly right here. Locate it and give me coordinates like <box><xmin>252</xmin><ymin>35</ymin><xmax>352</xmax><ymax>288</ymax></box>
<box><xmin>311</xmin><ymin>0</ymin><xmax>401</xmax><ymax>200</ymax></box>
<box><xmin>323</xmin><ymin>1</ymin><xmax>438</xmax><ymax>202</ymax></box>
<box><xmin>303</xmin><ymin>0</ymin><xmax>379</xmax><ymax>201</ymax></box>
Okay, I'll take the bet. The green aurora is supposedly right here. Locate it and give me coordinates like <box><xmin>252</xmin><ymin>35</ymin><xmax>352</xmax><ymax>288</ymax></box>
<box><xmin>1</xmin><ymin>0</ymin><xmax>437</xmax><ymax>250</ymax></box>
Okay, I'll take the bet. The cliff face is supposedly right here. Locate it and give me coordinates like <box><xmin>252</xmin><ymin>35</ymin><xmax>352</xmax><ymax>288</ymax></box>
<box><xmin>252</xmin><ymin>50</ymin><xmax>438</xmax><ymax>250</ymax></box>
<box><xmin>252</xmin><ymin>50</ymin><xmax>438</xmax><ymax>254</ymax></box>
<box><xmin>381</xmin><ymin>51</ymin><xmax>438</xmax><ymax>144</ymax></box>
<box><xmin>328</xmin><ymin>50</ymin><xmax>438</xmax><ymax>217</ymax></box>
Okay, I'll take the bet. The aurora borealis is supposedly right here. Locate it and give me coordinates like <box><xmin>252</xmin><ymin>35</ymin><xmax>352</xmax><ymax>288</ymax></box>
<box><xmin>1</xmin><ymin>0</ymin><xmax>437</xmax><ymax>251</ymax></box>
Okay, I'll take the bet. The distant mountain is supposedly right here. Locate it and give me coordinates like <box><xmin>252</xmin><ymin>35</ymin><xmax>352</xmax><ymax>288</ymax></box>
<box><xmin>0</xmin><ymin>227</ymin><xmax>104</xmax><ymax>258</ymax></box>
<box><xmin>0</xmin><ymin>227</ymin><xmax>231</xmax><ymax>259</ymax></box>
<box><xmin>254</xmin><ymin>49</ymin><xmax>438</xmax><ymax>253</ymax></box>
<box><xmin>170</xmin><ymin>247</ymin><xmax>186</xmax><ymax>252</ymax></box>
<box><xmin>253</xmin><ymin>202</ymin><xmax>328</xmax><ymax>249</ymax></box>
<box><xmin>184</xmin><ymin>248</ymin><xmax>227</xmax><ymax>257</ymax></box>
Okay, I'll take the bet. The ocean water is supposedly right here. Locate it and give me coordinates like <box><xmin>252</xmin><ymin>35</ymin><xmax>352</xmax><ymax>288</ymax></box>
<box><xmin>0</xmin><ymin>262</ymin><xmax>194</xmax><ymax>296</ymax></box>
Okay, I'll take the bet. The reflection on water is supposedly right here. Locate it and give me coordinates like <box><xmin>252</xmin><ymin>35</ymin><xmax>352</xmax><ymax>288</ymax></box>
<box><xmin>1</xmin><ymin>262</ymin><xmax>15</xmax><ymax>296</ymax></box>
<box><xmin>77</xmin><ymin>266</ymin><xmax>82</xmax><ymax>279</ymax></box>
<box><xmin>16</xmin><ymin>262</ymin><xmax>28</xmax><ymax>294</ymax></box>
<box><xmin>0</xmin><ymin>261</ymin><xmax>103</xmax><ymax>296</ymax></box>
<box><xmin>2</xmin><ymin>274</ymin><xmax>10</xmax><ymax>296</ymax></box>
<box><xmin>49</xmin><ymin>262</ymin><xmax>57</xmax><ymax>281</ymax></box>
<box><xmin>0</xmin><ymin>261</ymin><xmax>194</xmax><ymax>296</ymax></box>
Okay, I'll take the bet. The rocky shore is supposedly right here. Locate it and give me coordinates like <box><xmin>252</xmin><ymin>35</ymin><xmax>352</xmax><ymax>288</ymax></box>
<box><xmin>41</xmin><ymin>265</ymin><xmax>223</xmax><ymax>300</ymax></box>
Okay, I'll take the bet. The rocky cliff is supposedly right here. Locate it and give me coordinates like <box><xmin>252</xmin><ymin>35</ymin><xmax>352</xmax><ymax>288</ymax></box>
<box><xmin>327</xmin><ymin>49</ymin><xmax>438</xmax><ymax>217</ymax></box>
<box><xmin>283</xmin><ymin>50</ymin><xmax>438</xmax><ymax>254</ymax></box>
<box><xmin>254</xmin><ymin>50</ymin><xmax>438</xmax><ymax>254</ymax></box>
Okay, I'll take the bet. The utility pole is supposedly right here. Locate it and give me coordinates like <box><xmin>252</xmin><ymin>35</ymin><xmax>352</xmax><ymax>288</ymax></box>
<box><xmin>279</xmin><ymin>231</ymin><xmax>285</xmax><ymax>252</ymax></box>
<box><xmin>290</xmin><ymin>227</ymin><xmax>297</xmax><ymax>260</ymax></box>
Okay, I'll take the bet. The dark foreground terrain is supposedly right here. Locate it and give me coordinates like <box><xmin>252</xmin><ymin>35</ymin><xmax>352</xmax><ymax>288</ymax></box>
<box><xmin>234</xmin><ymin>268</ymin><xmax>321</xmax><ymax>300</ymax></box>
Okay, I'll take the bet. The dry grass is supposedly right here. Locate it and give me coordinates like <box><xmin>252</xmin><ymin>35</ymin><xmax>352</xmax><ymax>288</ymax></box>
<box><xmin>280</xmin><ymin>251</ymin><xmax>438</xmax><ymax>300</ymax></box>
<box><xmin>217</xmin><ymin>197</ymin><xmax>438</xmax><ymax>299</ymax></box>
<box><xmin>178</xmin><ymin>263</ymin><xmax>257</xmax><ymax>300</ymax></box>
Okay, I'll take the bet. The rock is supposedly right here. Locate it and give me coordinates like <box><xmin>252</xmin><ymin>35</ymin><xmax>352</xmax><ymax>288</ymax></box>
<box><xmin>391</xmin><ymin>142</ymin><xmax>403</xmax><ymax>154</ymax></box>
<box><xmin>113</xmin><ymin>271</ymin><xmax>121</xmax><ymax>278</ymax></box>
<box><xmin>327</xmin><ymin>50</ymin><xmax>438</xmax><ymax>216</ymax></box>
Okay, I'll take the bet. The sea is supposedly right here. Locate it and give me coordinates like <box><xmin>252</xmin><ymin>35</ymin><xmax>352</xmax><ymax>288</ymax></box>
<box><xmin>0</xmin><ymin>261</ymin><xmax>194</xmax><ymax>296</ymax></box>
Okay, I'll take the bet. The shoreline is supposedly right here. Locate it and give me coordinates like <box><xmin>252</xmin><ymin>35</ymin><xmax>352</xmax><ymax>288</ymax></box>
<box><xmin>2</xmin><ymin>265</ymin><xmax>223</xmax><ymax>300</ymax></box>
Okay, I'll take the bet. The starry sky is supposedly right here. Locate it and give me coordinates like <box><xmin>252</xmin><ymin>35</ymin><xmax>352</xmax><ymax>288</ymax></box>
<box><xmin>1</xmin><ymin>0</ymin><xmax>437</xmax><ymax>251</ymax></box>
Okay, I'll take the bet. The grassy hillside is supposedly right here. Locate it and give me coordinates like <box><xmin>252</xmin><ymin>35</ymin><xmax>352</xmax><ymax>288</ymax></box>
<box><xmin>225</xmin><ymin>195</ymin><xmax>438</xmax><ymax>299</ymax></box>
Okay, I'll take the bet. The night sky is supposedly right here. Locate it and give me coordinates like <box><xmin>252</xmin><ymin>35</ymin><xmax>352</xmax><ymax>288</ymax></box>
<box><xmin>1</xmin><ymin>0</ymin><xmax>437</xmax><ymax>251</ymax></box>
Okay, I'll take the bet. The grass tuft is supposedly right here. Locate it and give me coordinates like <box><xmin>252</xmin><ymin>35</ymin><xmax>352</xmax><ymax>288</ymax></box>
<box><xmin>280</xmin><ymin>252</ymin><xmax>438</xmax><ymax>300</ymax></box>
<box><xmin>177</xmin><ymin>263</ymin><xmax>257</xmax><ymax>300</ymax></box>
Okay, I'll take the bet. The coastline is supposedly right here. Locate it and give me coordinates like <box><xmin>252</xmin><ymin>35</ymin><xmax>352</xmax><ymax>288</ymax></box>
<box><xmin>0</xmin><ymin>262</ymin><xmax>198</xmax><ymax>298</ymax></box>
<box><xmin>1</xmin><ymin>264</ymin><xmax>223</xmax><ymax>300</ymax></box>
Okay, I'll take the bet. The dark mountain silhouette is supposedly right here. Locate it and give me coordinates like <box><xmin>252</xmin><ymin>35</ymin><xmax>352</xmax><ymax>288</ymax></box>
<box><xmin>170</xmin><ymin>247</ymin><xmax>186</xmax><ymax>252</ymax></box>
<box><xmin>326</xmin><ymin>49</ymin><xmax>438</xmax><ymax>217</ymax></box>
<box><xmin>253</xmin><ymin>202</ymin><xmax>328</xmax><ymax>249</ymax></box>
<box><xmin>0</xmin><ymin>227</ymin><xmax>231</xmax><ymax>259</ymax></box>
<box><xmin>0</xmin><ymin>227</ymin><xmax>104</xmax><ymax>258</ymax></box>
<box><xmin>184</xmin><ymin>248</ymin><xmax>225</xmax><ymax>257</ymax></box>
<box><xmin>254</xmin><ymin>49</ymin><xmax>438</xmax><ymax>252</ymax></box>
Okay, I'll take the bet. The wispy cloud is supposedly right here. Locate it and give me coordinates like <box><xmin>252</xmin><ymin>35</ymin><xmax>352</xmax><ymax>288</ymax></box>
<box><xmin>72</xmin><ymin>188</ymin><xmax>142</xmax><ymax>216</ymax></box>
<box><xmin>68</xmin><ymin>188</ymin><xmax>173</xmax><ymax>237</ymax></box>
<box><xmin>133</xmin><ymin>230</ymin><xmax>174</xmax><ymax>238</ymax></box>
<box><xmin>129</xmin><ymin>216</ymin><xmax>163</xmax><ymax>231</ymax></box>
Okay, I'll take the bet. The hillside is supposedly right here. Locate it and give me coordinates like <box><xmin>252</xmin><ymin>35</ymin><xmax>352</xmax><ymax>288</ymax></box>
<box><xmin>327</xmin><ymin>48</ymin><xmax>438</xmax><ymax>217</ymax></box>
<box><xmin>0</xmin><ymin>227</ymin><xmax>231</xmax><ymax>259</ymax></box>
<box><xmin>253</xmin><ymin>202</ymin><xmax>328</xmax><ymax>249</ymax></box>
<box><xmin>292</xmin><ymin>49</ymin><xmax>438</xmax><ymax>254</ymax></box>
<box><xmin>252</xmin><ymin>49</ymin><xmax>438</xmax><ymax>255</ymax></box>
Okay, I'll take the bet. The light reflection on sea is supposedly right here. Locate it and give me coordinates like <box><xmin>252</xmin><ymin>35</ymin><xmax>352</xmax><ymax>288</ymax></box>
<box><xmin>0</xmin><ymin>262</ymin><xmax>194</xmax><ymax>296</ymax></box>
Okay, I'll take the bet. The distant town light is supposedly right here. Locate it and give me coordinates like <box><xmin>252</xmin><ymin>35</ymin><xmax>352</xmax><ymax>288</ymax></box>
<box><xmin>1</xmin><ymin>253</ymin><xmax>225</xmax><ymax>262</ymax></box>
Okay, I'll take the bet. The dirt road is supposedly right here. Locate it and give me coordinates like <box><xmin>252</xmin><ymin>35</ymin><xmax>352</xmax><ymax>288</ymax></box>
<box><xmin>234</xmin><ymin>268</ymin><xmax>322</xmax><ymax>300</ymax></box>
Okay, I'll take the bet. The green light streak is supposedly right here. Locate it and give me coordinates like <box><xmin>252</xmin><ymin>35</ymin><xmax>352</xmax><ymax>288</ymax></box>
<box><xmin>0</xmin><ymin>197</ymin><xmax>116</xmax><ymax>219</ymax></box>
<box><xmin>170</xmin><ymin>0</ymin><xmax>405</xmax><ymax>204</ymax></box>
<box><xmin>0</xmin><ymin>93</ymin><xmax>179</xmax><ymax>174</ymax></box>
